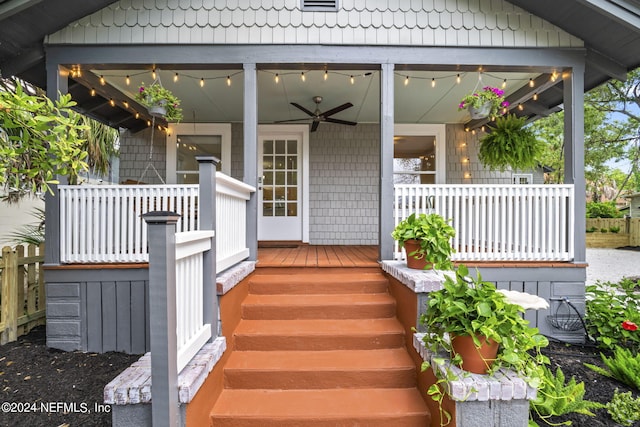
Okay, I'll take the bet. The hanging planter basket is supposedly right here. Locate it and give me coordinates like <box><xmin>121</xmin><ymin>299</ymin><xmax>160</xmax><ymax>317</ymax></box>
<box><xmin>467</xmin><ymin>102</ymin><xmax>492</xmax><ymax>120</ymax></box>
<box><xmin>148</xmin><ymin>104</ymin><xmax>167</xmax><ymax>118</ymax></box>
<box><xmin>135</xmin><ymin>79</ymin><xmax>183</xmax><ymax>122</ymax></box>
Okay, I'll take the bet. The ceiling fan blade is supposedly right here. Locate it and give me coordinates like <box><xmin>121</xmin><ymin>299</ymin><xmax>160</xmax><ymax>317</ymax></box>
<box><xmin>321</xmin><ymin>102</ymin><xmax>353</xmax><ymax>118</ymax></box>
<box><xmin>274</xmin><ymin>118</ymin><xmax>312</xmax><ymax>123</ymax></box>
<box><xmin>310</xmin><ymin>120</ymin><xmax>320</xmax><ymax>132</ymax></box>
<box><xmin>325</xmin><ymin>118</ymin><xmax>357</xmax><ymax>126</ymax></box>
<box><xmin>290</xmin><ymin>102</ymin><xmax>316</xmax><ymax>117</ymax></box>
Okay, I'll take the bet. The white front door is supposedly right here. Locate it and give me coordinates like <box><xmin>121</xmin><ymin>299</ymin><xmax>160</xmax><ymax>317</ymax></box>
<box><xmin>258</xmin><ymin>127</ymin><xmax>308</xmax><ymax>241</ymax></box>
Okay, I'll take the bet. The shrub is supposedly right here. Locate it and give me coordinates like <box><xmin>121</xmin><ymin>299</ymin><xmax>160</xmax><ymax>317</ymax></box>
<box><xmin>605</xmin><ymin>389</ymin><xmax>640</xmax><ymax>427</ymax></box>
<box><xmin>586</xmin><ymin>226</ymin><xmax>597</xmax><ymax>233</ymax></box>
<box><xmin>609</xmin><ymin>226</ymin><xmax>621</xmax><ymax>233</ymax></box>
<box><xmin>586</xmin><ymin>279</ymin><xmax>640</xmax><ymax>351</ymax></box>
<box><xmin>600</xmin><ymin>228</ymin><xmax>608</xmax><ymax>233</ymax></box>
<box><xmin>585</xmin><ymin>346</ymin><xmax>640</xmax><ymax>390</ymax></box>
<box><xmin>530</xmin><ymin>365</ymin><xmax>603</xmax><ymax>426</ymax></box>
<box><xmin>586</xmin><ymin>201</ymin><xmax>622</xmax><ymax>218</ymax></box>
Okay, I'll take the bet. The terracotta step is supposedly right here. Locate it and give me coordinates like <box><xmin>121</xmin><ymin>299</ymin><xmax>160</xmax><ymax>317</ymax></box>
<box><xmin>248</xmin><ymin>273</ymin><xmax>389</xmax><ymax>295</ymax></box>
<box><xmin>225</xmin><ymin>349</ymin><xmax>416</xmax><ymax>389</ymax></box>
<box><xmin>234</xmin><ymin>318</ymin><xmax>405</xmax><ymax>351</ymax></box>
<box><xmin>210</xmin><ymin>388</ymin><xmax>430</xmax><ymax>427</ymax></box>
<box><xmin>241</xmin><ymin>293</ymin><xmax>396</xmax><ymax>320</ymax></box>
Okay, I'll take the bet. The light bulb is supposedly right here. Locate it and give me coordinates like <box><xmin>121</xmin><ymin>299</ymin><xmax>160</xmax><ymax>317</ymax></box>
<box><xmin>529</xmin><ymin>78</ymin><xmax>534</xmax><ymax>87</ymax></box>
<box><xmin>431</xmin><ymin>78</ymin><xmax>435</xmax><ymax>88</ymax></box>
<box><xmin>152</xmin><ymin>68</ymin><xmax>156</xmax><ymax>80</ymax></box>
<box><xmin>109</xmin><ymin>98</ymin><xmax>115</xmax><ymax>107</ymax></box>
<box><xmin>100</xmin><ymin>75</ymin><xmax>105</xmax><ymax>86</ymax></box>
<box><xmin>275</xmin><ymin>73</ymin><xmax>279</xmax><ymax>83</ymax></box>
<box><xmin>502</xmin><ymin>79</ymin><xmax>507</xmax><ymax>88</ymax></box>
<box><xmin>174</xmin><ymin>73</ymin><xmax>179</xmax><ymax>82</ymax></box>
<box><xmin>301</xmin><ymin>72</ymin><xmax>305</xmax><ymax>82</ymax></box>
<box><xmin>533</xmin><ymin>93</ymin><xmax>538</xmax><ymax>101</ymax></box>
<box><xmin>350</xmin><ymin>75</ymin><xmax>354</xmax><ymax>84</ymax></box>
<box><xmin>456</xmin><ymin>74</ymin><xmax>461</xmax><ymax>84</ymax></box>
<box><xmin>324</xmin><ymin>70</ymin><xmax>328</xmax><ymax>81</ymax></box>
<box><xmin>404</xmin><ymin>76</ymin><xmax>409</xmax><ymax>86</ymax></box>
<box><xmin>125</xmin><ymin>75</ymin><xmax>130</xmax><ymax>86</ymax></box>
<box><xmin>200</xmin><ymin>78</ymin><xmax>205</xmax><ymax>88</ymax></box>
<box><xmin>90</xmin><ymin>88</ymin><xmax>96</xmax><ymax>97</ymax></box>
<box><xmin>227</xmin><ymin>76</ymin><xmax>231</xmax><ymax>86</ymax></box>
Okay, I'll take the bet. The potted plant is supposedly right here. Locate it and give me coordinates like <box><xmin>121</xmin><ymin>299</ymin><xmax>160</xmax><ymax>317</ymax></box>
<box><xmin>135</xmin><ymin>82</ymin><xmax>183</xmax><ymax>122</ymax></box>
<box><xmin>421</xmin><ymin>264</ymin><xmax>549</xmax><ymax>422</ymax></box>
<box><xmin>458</xmin><ymin>86</ymin><xmax>510</xmax><ymax>119</ymax></box>
<box><xmin>391</xmin><ymin>213</ymin><xmax>455</xmax><ymax>270</ymax></box>
<box><xmin>478</xmin><ymin>113</ymin><xmax>543</xmax><ymax>172</ymax></box>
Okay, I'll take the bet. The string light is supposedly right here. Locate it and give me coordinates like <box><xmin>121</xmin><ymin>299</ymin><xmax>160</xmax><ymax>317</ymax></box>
<box><xmin>502</xmin><ymin>79</ymin><xmax>507</xmax><ymax>88</ymax></box>
<box><xmin>125</xmin><ymin>75</ymin><xmax>130</xmax><ymax>86</ymax></box>
<box><xmin>174</xmin><ymin>73</ymin><xmax>179</xmax><ymax>82</ymax></box>
<box><xmin>324</xmin><ymin>70</ymin><xmax>328</xmax><ymax>81</ymax></box>
<box><xmin>147</xmin><ymin>120</ymin><xmax>151</xmax><ymax>126</ymax></box>
<box><xmin>350</xmin><ymin>75</ymin><xmax>355</xmax><ymax>85</ymax></box>
<box><xmin>404</xmin><ymin>76</ymin><xmax>409</xmax><ymax>86</ymax></box>
<box><xmin>518</xmin><ymin>103</ymin><xmax>524</xmax><ymax>111</ymax></box>
<box><xmin>551</xmin><ymin>71</ymin><xmax>558</xmax><ymax>82</ymax></box>
<box><xmin>456</xmin><ymin>74</ymin><xmax>461</xmax><ymax>84</ymax></box>
<box><xmin>275</xmin><ymin>73</ymin><xmax>279</xmax><ymax>83</ymax></box>
<box><xmin>300</xmin><ymin>72</ymin><xmax>306</xmax><ymax>82</ymax></box>
<box><xmin>135</xmin><ymin>112</ymin><xmax>140</xmax><ymax>119</ymax></box>
<box><xmin>152</xmin><ymin>68</ymin><xmax>156</xmax><ymax>80</ymax></box>
<box><xmin>90</xmin><ymin>88</ymin><xmax>96</xmax><ymax>97</ymax></box>
<box><xmin>109</xmin><ymin>98</ymin><xmax>115</xmax><ymax>107</ymax></box>
<box><xmin>123</xmin><ymin>101</ymin><xmax>129</xmax><ymax>109</ymax></box>
<box><xmin>529</xmin><ymin>78</ymin><xmax>534</xmax><ymax>87</ymax></box>
<box><xmin>200</xmin><ymin>78</ymin><xmax>205</xmax><ymax>88</ymax></box>
<box><xmin>431</xmin><ymin>78</ymin><xmax>436</xmax><ymax>88</ymax></box>
<box><xmin>227</xmin><ymin>76</ymin><xmax>231</xmax><ymax>86</ymax></box>
<box><xmin>100</xmin><ymin>75</ymin><xmax>105</xmax><ymax>86</ymax></box>
<box><xmin>533</xmin><ymin>93</ymin><xmax>538</xmax><ymax>101</ymax></box>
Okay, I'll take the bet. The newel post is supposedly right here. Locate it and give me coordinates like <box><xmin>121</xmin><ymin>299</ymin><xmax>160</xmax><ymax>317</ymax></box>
<box><xmin>142</xmin><ymin>211</ymin><xmax>181</xmax><ymax>427</ymax></box>
<box><xmin>197</xmin><ymin>156</ymin><xmax>219</xmax><ymax>339</ymax></box>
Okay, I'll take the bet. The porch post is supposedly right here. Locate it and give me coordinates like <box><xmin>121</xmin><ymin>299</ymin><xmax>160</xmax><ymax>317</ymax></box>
<box><xmin>243</xmin><ymin>63</ymin><xmax>258</xmax><ymax>261</ymax></box>
<box><xmin>563</xmin><ymin>65</ymin><xmax>586</xmax><ymax>263</ymax></box>
<box><xmin>143</xmin><ymin>211</ymin><xmax>180</xmax><ymax>427</ymax></box>
<box><xmin>197</xmin><ymin>156</ymin><xmax>219</xmax><ymax>340</ymax></box>
<box><xmin>43</xmin><ymin>64</ymin><xmax>68</xmax><ymax>266</ymax></box>
<box><xmin>379</xmin><ymin>63</ymin><xmax>395</xmax><ymax>261</ymax></box>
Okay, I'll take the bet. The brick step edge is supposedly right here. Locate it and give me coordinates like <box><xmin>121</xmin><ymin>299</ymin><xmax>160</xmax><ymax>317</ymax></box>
<box><xmin>104</xmin><ymin>337</ymin><xmax>226</xmax><ymax>405</ymax></box>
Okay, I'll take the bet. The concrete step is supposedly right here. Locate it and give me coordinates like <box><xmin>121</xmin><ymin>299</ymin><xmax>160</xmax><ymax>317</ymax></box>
<box><xmin>241</xmin><ymin>293</ymin><xmax>396</xmax><ymax>320</ymax></box>
<box><xmin>248</xmin><ymin>273</ymin><xmax>389</xmax><ymax>295</ymax></box>
<box><xmin>224</xmin><ymin>349</ymin><xmax>416</xmax><ymax>389</ymax></box>
<box><xmin>210</xmin><ymin>388</ymin><xmax>430</xmax><ymax>427</ymax></box>
<box><xmin>233</xmin><ymin>318</ymin><xmax>405</xmax><ymax>351</ymax></box>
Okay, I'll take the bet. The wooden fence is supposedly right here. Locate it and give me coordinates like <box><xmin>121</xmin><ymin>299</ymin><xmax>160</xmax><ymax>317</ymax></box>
<box><xmin>0</xmin><ymin>244</ymin><xmax>45</xmax><ymax>344</ymax></box>
<box><xmin>586</xmin><ymin>218</ymin><xmax>640</xmax><ymax>248</ymax></box>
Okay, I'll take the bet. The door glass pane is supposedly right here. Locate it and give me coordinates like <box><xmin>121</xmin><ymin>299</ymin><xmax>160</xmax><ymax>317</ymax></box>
<box><xmin>261</xmin><ymin>138</ymin><xmax>299</xmax><ymax>218</ymax></box>
<box><xmin>263</xmin><ymin>140</ymin><xmax>273</xmax><ymax>154</ymax></box>
<box><xmin>275</xmin><ymin>140</ymin><xmax>286</xmax><ymax>154</ymax></box>
<box><xmin>263</xmin><ymin>202</ymin><xmax>273</xmax><ymax>216</ymax></box>
<box><xmin>176</xmin><ymin>134</ymin><xmax>222</xmax><ymax>183</ymax></box>
<box><xmin>287</xmin><ymin>140</ymin><xmax>297</xmax><ymax>154</ymax></box>
<box><xmin>287</xmin><ymin>172</ymin><xmax>297</xmax><ymax>185</ymax></box>
<box><xmin>287</xmin><ymin>203</ymin><xmax>297</xmax><ymax>216</ymax></box>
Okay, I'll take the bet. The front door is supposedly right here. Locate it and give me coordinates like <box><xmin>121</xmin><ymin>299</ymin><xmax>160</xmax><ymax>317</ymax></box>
<box><xmin>258</xmin><ymin>132</ymin><xmax>303</xmax><ymax>241</ymax></box>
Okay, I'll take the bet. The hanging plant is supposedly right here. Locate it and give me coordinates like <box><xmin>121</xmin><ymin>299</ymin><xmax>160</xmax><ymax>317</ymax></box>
<box><xmin>135</xmin><ymin>82</ymin><xmax>183</xmax><ymax>122</ymax></box>
<box><xmin>478</xmin><ymin>114</ymin><xmax>543</xmax><ymax>172</ymax></box>
<box><xmin>458</xmin><ymin>86</ymin><xmax>510</xmax><ymax>119</ymax></box>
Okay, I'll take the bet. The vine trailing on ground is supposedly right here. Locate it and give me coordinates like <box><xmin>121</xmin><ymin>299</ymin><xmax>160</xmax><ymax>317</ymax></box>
<box><xmin>529</xmin><ymin>365</ymin><xmax>602</xmax><ymax>426</ymax></box>
<box><xmin>605</xmin><ymin>389</ymin><xmax>640</xmax><ymax>427</ymax></box>
<box><xmin>585</xmin><ymin>346</ymin><xmax>640</xmax><ymax>391</ymax></box>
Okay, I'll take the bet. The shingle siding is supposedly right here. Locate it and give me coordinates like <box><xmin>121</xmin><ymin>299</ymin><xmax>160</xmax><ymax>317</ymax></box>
<box><xmin>119</xmin><ymin>127</ymin><xmax>167</xmax><ymax>184</ymax></box>
<box><xmin>46</xmin><ymin>0</ymin><xmax>583</xmax><ymax>48</ymax></box>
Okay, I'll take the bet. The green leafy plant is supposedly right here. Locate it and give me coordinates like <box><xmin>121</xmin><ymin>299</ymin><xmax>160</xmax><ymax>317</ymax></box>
<box><xmin>586</xmin><ymin>226</ymin><xmax>597</xmax><ymax>233</ymax></box>
<box><xmin>530</xmin><ymin>365</ymin><xmax>603</xmax><ymax>426</ymax></box>
<box><xmin>391</xmin><ymin>213</ymin><xmax>455</xmax><ymax>270</ymax></box>
<box><xmin>135</xmin><ymin>82</ymin><xmax>183</xmax><ymax>122</ymax></box>
<box><xmin>0</xmin><ymin>81</ymin><xmax>89</xmax><ymax>201</ymax></box>
<box><xmin>458</xmin><ymin>86</ymin><xmax>509</xmax><ymax>118</ymax></box>
<box><xmin>605</xmin><ymin>389</ymin><xmax>640</xmax><ymax>426</ymax></box>
<box><xmin>421</xmin><ymin>265</ymin><xmax>549</xmax><ymax>423</ymax></box>
<box><xmin>600</xmin><ymin>228</ymin><xmax>608</xmax><ymax>233</ymax></box>
<box><xmin>609</xmin><ymin>226</ymin><xmax>621</xmax><ymax>233</ymax></box>
<box><xmin>585</xmin><ymin>345</ymin><xmax>640</xmax><ymax>390</ymax></box>
<box><xmin>586</xmin><ymin>201</ymin><xmax>622</xmax><ymax>218</ymax></box>
<box><xmin>586</xmin><ymin>280</ymin><xmax>640</xmax><ymax>351</ymax></box>
<box><xmin>5</xmin><ymin>207</ymin><xmax>45</xmax><ymax>245</ymax></box>
<box><xmin>478</xmin><ymin>114</ymin><xmax>543</xmax><ymax>172</ymax></box>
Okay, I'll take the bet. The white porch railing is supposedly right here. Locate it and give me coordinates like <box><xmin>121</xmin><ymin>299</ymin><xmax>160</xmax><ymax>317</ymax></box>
<box><xmin>58</xmin><ymin>173</ymin><xmax>254</xmax><ymax>267</ymax></box>
<box><xmin>175</xmin><ymin>230</ymin><xmax>214</xmax><ymax>372</ymax></box>
<box><xmin>394</xmin><ymin>184</ymin><xmax>575</xmax><ymax>261</ymax></box>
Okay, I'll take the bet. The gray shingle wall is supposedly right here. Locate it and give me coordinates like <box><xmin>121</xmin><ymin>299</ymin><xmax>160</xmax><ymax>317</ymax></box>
<box><xmin>445</xmin><ymin>123</ymin><xmax>542</xmax><ymax>184</ymax></box>
<box><xmin>119</xmin><ymin>127</ymin><xmax>167</xmax><ymax>184</ymax></box>
<box><xmin>230</xmin><ymin>122</ymin><xmax>244</xmax><ymax>181</ymax></box>
<box><xmin>47</xmin><ymin>0</ymin><xmax>583</xmax><ymax>48</ymax></box>
<box><xmin>309</xmin><ymin>123</ymin><xmax>379</xmax><ymax>245</ymax></box>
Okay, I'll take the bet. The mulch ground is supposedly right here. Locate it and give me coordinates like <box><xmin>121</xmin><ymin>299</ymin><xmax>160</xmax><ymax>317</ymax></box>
<box><xmin>0</xmin><ymin>327</ymin><xmax>638</xmax><ymax>426</ymax></box>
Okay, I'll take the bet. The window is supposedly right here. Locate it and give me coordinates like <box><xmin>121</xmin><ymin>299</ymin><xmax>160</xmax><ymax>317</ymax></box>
<box><xmin>512</xmin><ymin>174</ymin><xmax>532</xmax><ymax>185</ymax></box>
<box><xmin>393</xmin><ymin>135</ymin><xmax>436</xmax><ymax>184</ymax></box>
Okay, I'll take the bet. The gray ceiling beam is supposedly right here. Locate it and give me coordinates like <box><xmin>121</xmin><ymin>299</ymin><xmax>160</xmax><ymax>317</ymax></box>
<box><xmin>586</xmin><ymin>48</ymin><xmax>628</xmax><ymax>82</ymax></box>
<box><xmin>576</xmin><ymin>0</ymin><xmax>640</xmax><ymax>31</ymax></box>
<box><xmin>0</xmin><ymin>45</ymin><xmax>44</xmax><ymax>77</ymax></box>
<box><xmin>0</xmin><ymin>0</ymin><xmax>42</xmax><ymax>20</ymax></box>
<box><xmin>46</xmin><ymin>45</ymin><xmax>587</xmax><ymax>71</ymax></box>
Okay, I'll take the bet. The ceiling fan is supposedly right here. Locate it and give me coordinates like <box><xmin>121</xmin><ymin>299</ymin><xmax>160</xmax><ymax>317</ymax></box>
<box><xmin>277</xmin><ymin>96</ymin><xmax>357</xmax><ymax>132</ymax></box>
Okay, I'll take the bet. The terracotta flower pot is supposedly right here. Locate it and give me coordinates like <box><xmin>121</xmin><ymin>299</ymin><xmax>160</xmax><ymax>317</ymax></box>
<box><xmin>403</xmin><ymin>239</ymin><xmax>432</xmax><ymax>270</ymax></box>
<box><xmin>451</xmin><ymin>334</ymin><xmax>499</xmax><ymax>374</ymax></box>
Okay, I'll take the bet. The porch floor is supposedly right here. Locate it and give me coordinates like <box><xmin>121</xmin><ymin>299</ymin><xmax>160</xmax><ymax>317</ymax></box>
<box><xmin>257</xmin><ymin>245</ymin><xmax>379</xmax><ymax>268</ymax></box>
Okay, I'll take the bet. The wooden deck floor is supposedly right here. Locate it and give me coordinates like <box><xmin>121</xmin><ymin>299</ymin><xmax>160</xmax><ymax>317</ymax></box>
<box><xmin>257</xmin><ymin>245</ymin><xmax>379</xmax><ymax>268</ymax></box>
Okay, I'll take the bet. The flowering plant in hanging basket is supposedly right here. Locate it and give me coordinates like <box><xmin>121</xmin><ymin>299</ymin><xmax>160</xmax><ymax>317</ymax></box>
<box><xmin>458</xmin><ymin>86</ymin><xmax>509</xmax><ymax>119</ymax></box>
<box><xmin>135</xmin><ymin>83</ymin><xmax>183</xmax><ymax>122</ymax></box>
